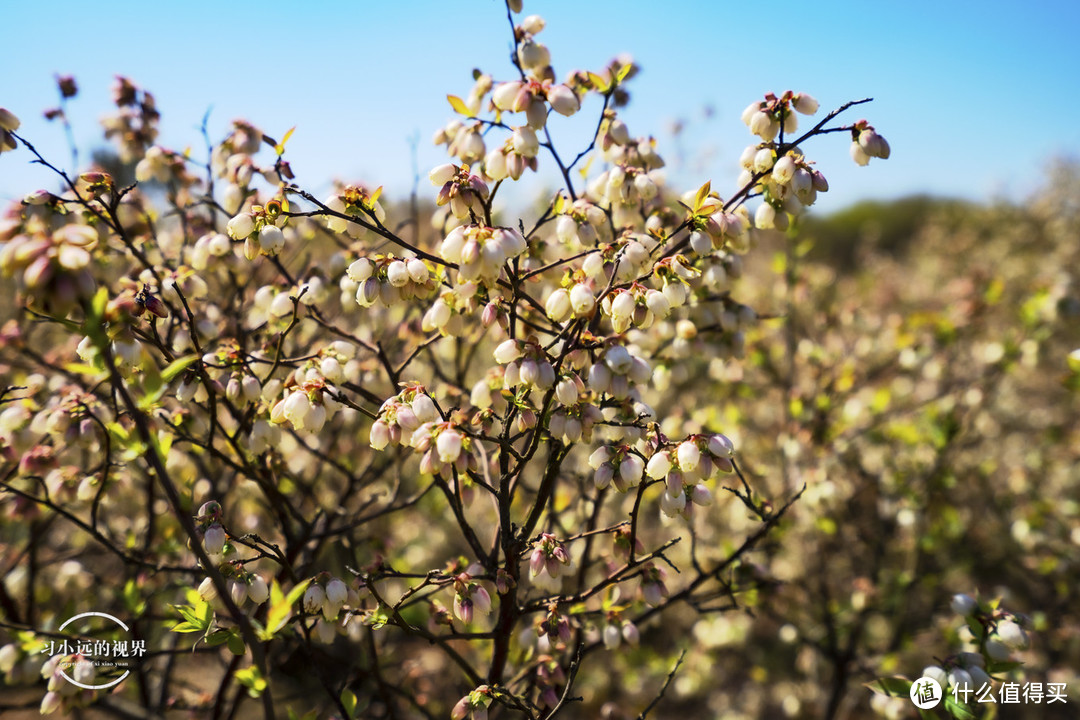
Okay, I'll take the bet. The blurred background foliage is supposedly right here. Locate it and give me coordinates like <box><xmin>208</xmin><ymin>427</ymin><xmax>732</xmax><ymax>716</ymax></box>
<box><xmin>585</xmin><ymin>160</ymin><xmax>1080</xmax><ymax>719</ymax></box>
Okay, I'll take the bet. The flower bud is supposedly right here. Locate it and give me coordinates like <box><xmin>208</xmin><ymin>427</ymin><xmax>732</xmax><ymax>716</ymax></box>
<box><xmin>430</xmin><ymin>163</ymin><xmax>456</xmax><ymax>186</ymax></box>
<box><xmin>948</xmin><ymin>668</ymin><xmax>973</xmax><ymax>694</ymax></box>
<box><xmin>247</xmin><ymin>575</ymin><xmax>269</xmax><ymax>604</ymax></box>
<box><xmin>546</xmin><ymin>288</ymin><xmax>572</xmax><ymax>322</ymax></box>
<box><xmin>437</xmin><ymin>428</ymin><xmax>463</xmax><ymax>463</ymax></box>
<box><xmin>646</xmin><ymin>451</ymin><xmax>671</xmax><ymax>479</ymax></box>
<box><xmin>547</xmin><ymin>84</ymin><xmax>580</xmax><ymax>116</ymax></box>
<box><xmin>303</xmin><ymin>583</ymin><xmax>326</xmax><ymax>614</ymax></box>
<box><xmin>569</xmin><ymin>283</ymin><xmax>595</xmax><ymax>315</ymax></box>
<box><xmin>676</xmin><ymin>441</ymin><xmax>700</xmax><ymax>471</ymax></box>
<box><xmin>792</xmin><ymin>93</ymin><xmax>819</xmax><ymax>115</ymax></box>
<box><xmin>203</xmin><ymin>524</ymin><xmax>226</xmax><ymax>554</ymax></box>
<box><xmin>227</xmin><ymin>213</ymin><xmax>255</xmax><ymax>240</ymax></box>
<box><xmin>950</xmin><ymin>593</ymin><xmax>977</xmax><ymax>616</ymax></box>
<box><xmin>922</xmin><ymin>666</ymin><xmax>948</xmax><ymax>689</ymax></box>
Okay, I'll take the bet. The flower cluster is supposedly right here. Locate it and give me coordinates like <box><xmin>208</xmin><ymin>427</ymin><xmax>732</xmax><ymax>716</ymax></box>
<box><xmin>529</xmin><ymin>533</ymin><xmax>571</xmax><ymax>579</ymax></box>
<box><xmin>269</xmin><ymin>378</ymin><xmax>343</xmax><ymax>434</ymax></box>
<box><xmin>369</xmin><ymin>385</ymin><xmax>441</xmax><ymax>450</ymax></box>
<box><xmin>324</xmin><ymin>183</ymin><xmax>387</xmax><ymax>235</ymax></box>
<box><xmin>0</xmin><ymin>218</ymin><xmax>98</xmax><ymax>316</ymax></box>
<box><xmin>850</xmin><ymin>119</ymin><xmax>891</xmax><ymax>166</ymax></box>
<box><xmin>645</xmin><ymin>434</ymin><xmax>734</xmax><ymax>518</ymax></box>
<box><xmin>452</xmin><ymin>573</ymin><xmax>493</xmax><ymax>624</ymax></box>
<box><xmin>440</xmin><ymin>223</ymin><xmax>527</xmax><ymax>284</ymax></box>
<box><xmin>226</xmin><ymin>199</ymin><xmax>289</xmax><ymax>258</ymax></box>
<box><xmin>346</xmin><ymin>254</ymin><xmax>436</xmax><ymax>308</ymax></box>
<box><xmin>102</xmin><ymin>76</ymin><xmax>160</xmax><ymax>163</ymax></box>
<box><xmin>588</xmin><ymin>344</ymin><xmax>651</xmax><ymax>400</ymax></box>
<box><xmin>430</xmin><ymin>163</ymin><xmax>490</xmax><ymax>219</ymax></box>
<box><xmin>587</xmin><ymin>444</ymin><xmax>644</xmax><ymax>491</ymax></box>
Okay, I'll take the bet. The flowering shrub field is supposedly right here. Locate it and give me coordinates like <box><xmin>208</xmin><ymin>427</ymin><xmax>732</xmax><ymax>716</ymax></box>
<box><xmin>2</xmin><ymin>1</ymin><xmax>1078</xmax><ymax>719</ymax></box>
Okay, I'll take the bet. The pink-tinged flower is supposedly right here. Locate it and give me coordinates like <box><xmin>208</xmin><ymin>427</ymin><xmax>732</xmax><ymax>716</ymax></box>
<box><xmin>569</xmin><ymin>283</ymin><xmax>595</xmax><ymax>315</ymax></box>
<box><xmin>229</xmin><ymin>580</ymin><xmax>248</xmax><ymax>606</ymax></box>
<box><xmin>369</xmin><ymin>419</ymin><xmax>390</xmax><ymax>450</ymax></box>
<box><xmin>619</xmin><ymin>453</ymin><xmax>644</xmax><ymax>486</ymax></box>
<box><xmin>546</xmin><ymin>84</ymin><xmax>580</xmax><ymax>116</ymax></box>
<box><xmin>303</xmin><ymin>583</ymin><xmax>326</xmax><ymax>614</ymax></box>
<box><xmin>792</xmin><ymin>93</ymin><xmax>819</xmax><ymax>115</ymax></box>
<box><xmin>451</xmin><ymin>696</ymin><xmax>470</xmax><ymax>720</ymax></box>
<box><xmin>40</xmin><ymin>691</ymin><xmax>62</xmax><ymax>715</ymax></box>
<box><xmin>858</xmin><ymin>128</ymin><xmax>891</xmax><ymax>158</ymax></box>
<box><xmin>429</xmin><ymin>163</ymin><xmax>456</xmax><ymax>186</ymax></box>
<box><xmin>646</xmin><ymin>450</ymin><xmax>672</xmax><ymax>479</ymax></box>
<box><xmin>660</xmin><ymin>489</ymin><xmax>687</xmax><ymax>517</ymax></box>
<box><xmin>603</xmin><ymin>623</ymin><xmax>621</xmax><ymax>649</ymax></box>
<box><xmin>198</xmin><ymin>576</ymin><xmax>218</xmax><ymax>602</ymax></box>
<box><xmin>436</xmin><ymin>428</ymin><xmax>464</xmax><ymax>463</ymax></box>
<box><xmin>772</xmin><ymin>155</ymin><xmax>797</xmax><ymax>185</ymax></box>
<box><xmin>545</xmin><ymin>288</ymin><xmax>572</xmax><ymax>321</ymax></box>
<box><xmin>494</xmin><ymin>339</ymin><xmax>522</xmax><ymax>364</ymax></box>
<box><xmin>471</xmin><ymin>586</ymin><xmax>492</xmax><ymax>615</ymax></box>
<box><xmin>227</xmin><ymin>213</ymin><xmax>255</xmax><ymax>240</ymax></box>
<box><xmin>203</xmin><ymin>523</ymin><xmax>226</xmax><ymax>554</ymax></box>
<box><xmin>0</xmin><ymin>108</ymin><xmax>20</xmax><ymax>132</ymax></box>
<box><xmin>529</xmin><ymin>547</ymin><xmax>547</xmax><ymax>577</ymax></box>
<box><xmin>492</xmin><ymin>81</ymin><xmax>525</xmax><ymax>111</ymax></box>
<box><xmin>676</xmin><ymin>440</ymin><xmax>700</xmax><ymax>471</ymax></box>
<box><xmin>247</xmin><ymin>575</ymin><xmax>269</xmax><ymax>604</ymax></box>
<box><xmin>454</xmin><ymin>594</ymin><xmax>474</xmax><ymax>624</ymax></box>
<box><xmin>690</xmin><ymin>483</ymin><xmax>713</xmax><ymax>506</ymax></box>
<box><xmin>325</xmin><ymin>577</ymin><xmax>348</xmax><ymax>606</ymax></box>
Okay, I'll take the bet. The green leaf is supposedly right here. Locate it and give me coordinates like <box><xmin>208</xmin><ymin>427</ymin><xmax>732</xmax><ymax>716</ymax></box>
<box><xmin>694</xmin><ymin>181</ymin><xmax>711</xmax><ymax>213</ymax></box>
<box><xmin>367</xmin><ymin>605</ymin><xmax>390</xmax><ymax>630</ymax></box>
<box><xmin>161</xmin><ymin>354</ymin><xmax>199</xmax><ymax>384</ymax></box>
<box><xmin>227</xmin><ymin>632</ymin><xmax>246</xmax><ymax>656</ymax></box>
<box><xmin>587</xmin><ymin>71</ymin><xmax>609</xmax><ymax>93</ymax></box>
<box><xmin>616</xmin><ymin>63</ymin><xmax>633</xmax><ymax>83</ymax></box>
<box><xmin>447</xmin><ymin>94</ymin><xmax>474</xmax><ymax>118</ymax></box>
<box><xmin>275</xmin><ymin>126</ymin><xmax>296</xmax><ymax>155</ymax></box>
<box><xmin>64</xmin><ymin>362</ymin><xmax>104</xmax><ymax>377</ymax></box>
<box><xmin>235</xmin><ymin>666</ymin><xmax>267</xmax><ymax>697</ymax></box>
<box><xmin>986</xmin><ymin>659</ymin><xmax>1023</xmax><ymax>675</ymax></box>
<box><xmin>91</xmin><ymin>286</ymin><xmax>109</xmax><ymax>322</ymax></box>
<box><xmin>203</xmin><ymin>629</ymin><xmax>231</xmax><ymax>647</ymax></box>
<box><xmin>944</xmin><ymin>696</ymin><xmax>977</xmax><ymax>720</ymax></box>
<box><xmin>262</xmin><ymin>578</ymin><xmax>311</xmax><ymax>640</ymax></box>
<box><xmin>170</xmin><ymin>622</ymin><xmax>201</xmax><ymax>633</ymax></box>
<box><xmin>341</xmin><ymin>689</ymin><xmax>357</xmax><ymax>719</ymax></box>
<box><xmin>866</xmin><ymin>676</ymin><xmax>912</xmax><ymax>697</ymax></box>
<box><xmin>284</xmin><ymin>578</ymin><xmax>312</xmax><ymax>608</ymax></box>
<box><xmin>170</xmin><ymin>600</ymin><xmax>213</xmax><ymax>634</ymax></box>
<box><xmin>123</xmin><ymin>579</ymin><xmax>146</xmax><ymax>615</ymax></box>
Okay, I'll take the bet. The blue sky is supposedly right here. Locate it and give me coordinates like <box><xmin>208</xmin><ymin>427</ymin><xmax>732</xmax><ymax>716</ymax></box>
<box><xmin>2</xmin><ymin>0</ymin><xmax>1079</xmax><ymax>214</ymax></box>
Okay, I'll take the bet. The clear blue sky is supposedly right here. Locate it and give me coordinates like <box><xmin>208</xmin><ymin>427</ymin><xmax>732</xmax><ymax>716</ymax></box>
<box><xmin>2</xmin><ymin>0</ymin><xmax>1079</xmax><ymax>213</ymax></box>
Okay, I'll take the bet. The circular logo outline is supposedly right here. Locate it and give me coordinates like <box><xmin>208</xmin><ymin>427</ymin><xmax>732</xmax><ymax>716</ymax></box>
<box><xmin>909</xmin><ymin>676</ymin><xmax>943</xmax><ymax>709</ymax></box>
<box><xmin>55</xmin><ymin>611</ymin><xmax>132</xmax><ymax>690</ymax></box>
